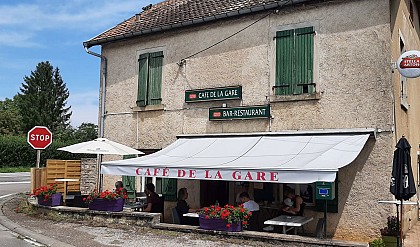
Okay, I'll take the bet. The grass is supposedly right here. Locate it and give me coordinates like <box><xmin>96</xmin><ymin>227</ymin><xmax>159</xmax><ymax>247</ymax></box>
<box><xmin>0</xmin><ymin>166</ymin><xmax>31</xmax><ymax>173</ymax></box>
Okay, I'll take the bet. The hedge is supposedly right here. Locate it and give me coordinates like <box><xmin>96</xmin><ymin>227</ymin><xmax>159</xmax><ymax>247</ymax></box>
<box><xmin>0</xmin><ymin>135</ymin><xmax>95</xmax><ymax>168</ymax></box>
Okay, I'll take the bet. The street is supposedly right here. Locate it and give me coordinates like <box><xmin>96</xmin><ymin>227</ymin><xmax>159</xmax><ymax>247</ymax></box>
<box><xmin>0</xmin><ymin>172</ymin><xmax>33</xmax><ymax>247</ymax></box>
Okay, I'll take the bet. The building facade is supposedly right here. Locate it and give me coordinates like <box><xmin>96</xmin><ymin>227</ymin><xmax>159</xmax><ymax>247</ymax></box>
<box><xmin>84</xmin><ymin>0</ymin><xmax>420</xmax><ymax>242</ymax></box>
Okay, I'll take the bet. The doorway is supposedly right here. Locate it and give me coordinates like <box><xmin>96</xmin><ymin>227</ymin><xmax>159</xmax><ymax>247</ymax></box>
<box><xmin>200</xmin><ymin>180</ymin><xmax>229</xmax><ymax>207</ymax></box>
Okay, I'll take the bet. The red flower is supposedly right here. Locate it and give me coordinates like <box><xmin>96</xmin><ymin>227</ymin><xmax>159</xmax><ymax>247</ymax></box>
<box><xmin>84</xmin><ymin>188</ymin><xmax>128</xmax><ymax>204</ymax></box>
<box><xmin>198</xmin><ymin>203</ymin><xmax>252</xmax><ymax>229</ymax></box>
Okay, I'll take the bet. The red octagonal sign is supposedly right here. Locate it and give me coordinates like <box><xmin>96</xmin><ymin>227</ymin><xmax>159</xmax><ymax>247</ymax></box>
<box><xmin>27</xmin><ymin>126</ymin><xmax>53</xmax><ymax>149</ymax></box>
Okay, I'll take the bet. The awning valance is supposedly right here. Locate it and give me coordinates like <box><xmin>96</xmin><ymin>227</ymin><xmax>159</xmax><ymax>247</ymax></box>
<box><xmin>102</xmin><ymin>131</ymin><xmax>372</xmax><ymax>183</ymax></box>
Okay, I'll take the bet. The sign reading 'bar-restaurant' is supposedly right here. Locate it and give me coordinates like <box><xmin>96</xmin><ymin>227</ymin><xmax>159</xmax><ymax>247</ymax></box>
<box><xmin>185</xmin><ymin>86</ymin><xmax>242</xmax><ymax>102</ymax></box>
<box><xmin>209</xmin><ymin>105</ymin><xmax>270</xmax><ymax>120</ymax></box>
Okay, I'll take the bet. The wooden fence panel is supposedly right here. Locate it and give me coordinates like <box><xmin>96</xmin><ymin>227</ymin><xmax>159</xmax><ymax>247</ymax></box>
<box><xmin>30</xmin><ymin>168</ymin><xmax>47</xmax><ymax>193</ymax></box>
<box><xmin>46</xmin><ymin>159</ymin><xmax>81</xmax><ymax>193</ymax></box>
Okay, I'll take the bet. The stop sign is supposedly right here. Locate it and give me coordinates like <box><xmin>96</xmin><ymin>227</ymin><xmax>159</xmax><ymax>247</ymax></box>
<box><xmin>27</xmin><ymin>126</ymin><xmax>53</xmax><ymax>149</ymax></box>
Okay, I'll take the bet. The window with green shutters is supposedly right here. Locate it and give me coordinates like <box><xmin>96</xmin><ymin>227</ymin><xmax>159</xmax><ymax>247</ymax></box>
<box><xmin>137</xmin><ymin>51</ymin><xmax>164</xmax><ymax>107</ymax></box>
<box><xmin>122</xmin><ymin>155</ymin><xmax>137</xmax><ymax>200</ymax></box>
<box><xmin>162</xmin><ymin>178</ymin><xmax>177</xmax><ymax>201</ymax></box>
<box><xmin>275</xmin><ymin>27</ymin><xmax>314</xmax><ymax>95</ymax></box>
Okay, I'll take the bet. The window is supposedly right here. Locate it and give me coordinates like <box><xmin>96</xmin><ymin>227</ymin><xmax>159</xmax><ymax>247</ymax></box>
<box><xmin>137</xmin><ymin>51</ymin><xmax>164</xmax><ymax>107</ymax></box>
<box><xmin>275</xmin><ymin>27</ymin><xmax>314</xmax><ymax>95</ymax></box>
<box><xmin>400</xmin><ymin>38</ymin><xmax>408</xmax><ymax>110</ymax></box>
<box><xmin>122</xmin><ymin>155</ymin><xmax>137</xmax><ymax>200</ymax></box>
<box><xmin>409</xmin><ymin>0</ymin><xmax>414</xmax><ymax>25</ymax></box>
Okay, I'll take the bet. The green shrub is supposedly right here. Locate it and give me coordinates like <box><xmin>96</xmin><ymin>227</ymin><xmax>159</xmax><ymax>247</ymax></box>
<box><xmin>370</xmin><ymin>238</ymin><xmax>385</xmax><ymax>247</ymax></box>
<box><xmin>0</xmin><ymin>135</ymin><xmax>94</xmax><ymax>168</ymax></box>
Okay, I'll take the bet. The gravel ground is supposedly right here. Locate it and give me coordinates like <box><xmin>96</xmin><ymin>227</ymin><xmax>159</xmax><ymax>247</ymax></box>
<box><xmin>2</xmin><ymin>195</ymin><xmax>279</xmax><ymax>247</ymax></box>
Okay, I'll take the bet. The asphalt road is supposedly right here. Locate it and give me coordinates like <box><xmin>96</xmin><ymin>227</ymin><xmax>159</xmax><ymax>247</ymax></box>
<box><xmin>0</xmin><ymin>172</ymin><xmax>33</xmax><ymax>246</ymax></box>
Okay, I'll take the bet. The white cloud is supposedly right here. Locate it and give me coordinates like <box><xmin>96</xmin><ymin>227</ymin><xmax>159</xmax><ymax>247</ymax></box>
<box><xmin>0</xmin><ymin>0</ymin><xmax>158</xmax><ymax>47</ymax></box>
<box><xmin>0</xmin><ymin>32</ymin><xmax>40</xmax><ymax>48</ymax></box>
<box><xmin>0</xmin><ymin>0</ymin><xmax>153</xmax><ymax>30</ymax></box>
<box><xmin>68</xmin><ymin>90</ymin><xmax>99</xmax><ymax>127</ymax></box>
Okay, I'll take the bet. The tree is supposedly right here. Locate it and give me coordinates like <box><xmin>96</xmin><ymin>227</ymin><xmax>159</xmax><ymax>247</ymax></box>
<box><xmin>54</xmin><ymin>122</ymin><xmax>98</xmax><ymax>143</ymax></box>
<box><xmin>74</xmin><ymin>122</ymin><xmax>98</xmax><ymax>142</ymax></box>
<box><xmin>17</xmin><ymin>61</ymin><xmax>72</xmax><ymax>133</ymax></box>
<box><xmin>0</xmin><ymin>96</ymin><xmax>23</xmax><ymax>135</ymax></box>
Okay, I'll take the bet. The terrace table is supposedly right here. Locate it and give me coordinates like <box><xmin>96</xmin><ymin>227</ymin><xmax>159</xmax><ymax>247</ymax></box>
<box><xmin>264</xmin><ymin>215</ymin><xmax>313</xmax><ymax>234</ymax></box>
<box><xmin>183</xmin><ymin>212</ymin><xmax>199</xmax><ymax>218</ymax></box>
<box><xmin>55</xmin><ymin>178</ymin><xmax>79</xmax><ymax>203</ymax></box>
<box><xmin>124</xmin><ymin>202</ymin><xmax>148</xmax><ymax>211</ymax></box>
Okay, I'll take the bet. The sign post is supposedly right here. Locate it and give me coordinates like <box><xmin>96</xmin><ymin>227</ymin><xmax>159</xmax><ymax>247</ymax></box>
<box><xmin>27</xmin><ymin>126</ymin><xmax>53</xmax><ymax>168</ymax></box>
<box><xmin>315</xmin><ymin>182</ymin><xmax>335</xmax><ymax>239</ymax></box>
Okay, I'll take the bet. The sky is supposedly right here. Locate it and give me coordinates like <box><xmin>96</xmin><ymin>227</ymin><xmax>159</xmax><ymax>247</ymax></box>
<box><xmin>0</xmin><ymin>0</ymin><xmax>159</xmax><ymax>127</ymax></box>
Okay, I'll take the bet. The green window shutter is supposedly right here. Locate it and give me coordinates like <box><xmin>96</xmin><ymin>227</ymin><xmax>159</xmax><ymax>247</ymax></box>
<box><xmin>275</xmin><ymin>30</ymin><xmax>294</xmax><ymax>95</ymax></box>
<box><xmin>294</xmin><ymin>27</ymin><xmax>314</xmax><ymax>94</ymax></box>
<box><xmin>314</xmin><ymin>180</ymin><xmax>338</xmax><ymax>213</ymax></box>
<box><xmin>162</xmin><ymin>178</ymin><xmax>177</xmax><ymax>201</ymax></box>
<box><xmin>147</xmin><ymin>51</ymin><xmax>163</xmax><ymax>105</ymax></box>
<box><xmin>122</xmin><ymin>155</ymin><xmax>137</xmax><ymax>200</ymax></box>
<box><xmin>137</xmin><ymin>54</ymin><xmax>149</xmax><ymax>107</ymax></box>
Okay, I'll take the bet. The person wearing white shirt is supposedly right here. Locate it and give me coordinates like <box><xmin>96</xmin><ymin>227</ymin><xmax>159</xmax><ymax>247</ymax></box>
<box><xmin>239</xmin><ymin>192</ymin><xmax>260</xmax><ymax>230</ymax></box>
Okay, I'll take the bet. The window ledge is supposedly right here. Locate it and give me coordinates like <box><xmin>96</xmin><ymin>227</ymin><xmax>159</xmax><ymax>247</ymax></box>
<box><xmin>401</xmin><ymin>100</ymin><xmax>409</xmax><ymax>111</ymax></box>
<box><xmin>269</xmin><ymin>92</ymin><xmax>321</xmax><ymax>103</ymax></box>
<box><xmin>132</xmin><ymin>104</ymin><xmax>165</xmax><ymax>112</ymax></box>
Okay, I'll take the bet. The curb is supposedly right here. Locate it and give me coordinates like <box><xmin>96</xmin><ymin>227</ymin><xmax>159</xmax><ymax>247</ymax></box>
<box><xmin>0</xmin><ymin>193</ymin><xmax>75</xmax><ymax>247</ymax></box>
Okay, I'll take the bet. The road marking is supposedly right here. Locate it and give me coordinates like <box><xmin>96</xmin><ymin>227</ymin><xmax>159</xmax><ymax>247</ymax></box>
<box><xmin>0</xmin><ymin>193</ymin><xmax>15</xmax><ymax>199</ymax></box>
<box><xmin>23</xmin><ymin>236</ymin><xmax>45</xmax><ymax>247</ymax></box>
<box><xmin>0</xmin><ymin>181</ymin><xmax>30</xmax><ymax>184</ymax></box>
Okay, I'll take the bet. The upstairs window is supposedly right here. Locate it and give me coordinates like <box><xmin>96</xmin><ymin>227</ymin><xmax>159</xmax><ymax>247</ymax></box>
<box><xmin>400</xmin><ymin>38</ymin><xmax>408</xmax><ymax>110</ymax></box>
<box><xmin>275</xmin><ymin>27</ymin><xmax>314</xmax><ymax>95</ymax></box>
<box><xmin>137</xmin><ymin>51</ymin><xmax>164</xmax><ymax>107</ymax></box>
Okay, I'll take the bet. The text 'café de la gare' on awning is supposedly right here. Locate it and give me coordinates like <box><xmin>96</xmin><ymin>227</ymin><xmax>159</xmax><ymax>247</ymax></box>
<box><xmin>102</xmin><ymin>131</ymin><xmax>370</xmax><ymax>184</ymax></box>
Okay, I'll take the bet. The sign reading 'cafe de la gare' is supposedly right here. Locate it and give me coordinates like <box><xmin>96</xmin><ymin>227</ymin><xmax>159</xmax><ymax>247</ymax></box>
<box><xmin>209</xmin><ymin>105</ymin><xmax>271</xmax><ymax>120</ymax></box>
<box><xmin>185</xmin><ymin>86</ymin><xmax>242</xmax><ymax>102</ymax></box>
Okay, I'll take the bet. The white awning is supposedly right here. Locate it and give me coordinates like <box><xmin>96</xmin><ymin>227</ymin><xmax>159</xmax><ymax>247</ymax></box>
<box><xmin>102</xmin><ymin>131</ymin><xmax>372</xmax><ymax>183</ymax></box>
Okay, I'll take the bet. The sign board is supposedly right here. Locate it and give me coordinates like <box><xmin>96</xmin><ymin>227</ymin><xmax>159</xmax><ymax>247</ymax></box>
<box><xmin>209</xmin><ymin>105</ymin><xmax>270</xmax><ymax>121</ymax></box>
<box><xmin>397</xmin><ymin>50</ymin><xmax>420</xmax><ymax>78</ymax></box>
<box><xmin>315</xmin><ymin>181</ymin><xmax>335</xmax><ymax>200</ymax></box>
<box><xmin>185</xmin><ymin>86</ymin><xmax>242</xmax><ymax>102</ymax></box>
<box><xmin>27</xmin><ymin>126</ymin><xmax>53</xmax><ymax>149</ymax></box>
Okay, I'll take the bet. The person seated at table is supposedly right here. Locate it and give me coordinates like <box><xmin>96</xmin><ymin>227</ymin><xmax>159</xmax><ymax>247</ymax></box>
<box><xmin>176</xmin><ymin>188</ymin><xmax>200</xmax><ymax>225</ymax></box>
<box><xmin>281</xmin><ymin>187</ymin><xmax>304</xmax><ymax>216</ymax></box>
<box><xmin>239</xmin><ymin>192</ymin><xmax>260</xmax><ymax>230</ymax></box>
<box><xmin>115</xmin><ymin>181</ymin><xmax>128</xmax><ymax>195</ymax></box>
<box><xmin>236</xmin><ymin>182</ymin><xmax>253</xmax><ymax>205</ymax></box>
<box><xmin>143</xmin><ymin>183</ymin><xmax>163</xmax><ymax>213</ymax></box>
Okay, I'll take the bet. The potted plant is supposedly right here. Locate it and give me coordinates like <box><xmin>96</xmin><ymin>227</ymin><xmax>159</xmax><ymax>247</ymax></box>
<box><xmin>198</xmin><ymin>204</ymin><xmax>252</xmax><ymax>232</ymax></box>
<box><xmin>84</xmin><ymin>188</ymin><xmax>128</xmax><ymax>212</ymax></box>
<box><xmin>32</xmin><ymin>183</ymin><xmax>61</xmax><ymax>207</ymax></box>
<box><xmin>380</xmin><ymin>216</ymin><xmax>399</xmax><ymax>247</ymax></box>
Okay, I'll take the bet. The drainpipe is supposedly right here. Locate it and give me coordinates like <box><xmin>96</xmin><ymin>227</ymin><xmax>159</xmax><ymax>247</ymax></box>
<box><xmin>84</xmin><ymin>46</ymin><xmax>107</xmax><ymax>191</ymax></box>
<box><xmin>84</xmin><ymin>46</ymin><xmax>107</xmax><ymax>138</ymax></box>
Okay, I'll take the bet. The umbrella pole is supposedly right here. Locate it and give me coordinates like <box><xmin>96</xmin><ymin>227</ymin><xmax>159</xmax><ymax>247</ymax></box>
<box><xmin>400</xmin><ymin>199</ymin><xmax>403</xmax><ymax>247</ymax></box>
<box><xmin>396</xmin><ymin>203</ymin><xmax>400</xmax><ymax>247</ymax></box>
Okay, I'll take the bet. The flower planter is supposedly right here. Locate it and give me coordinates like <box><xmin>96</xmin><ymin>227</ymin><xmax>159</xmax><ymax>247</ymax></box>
<box><xmin>381</xmin><ymin>235</ymin><xmax>398</xmax><ymax>247</ymax></box>
<box><xmin>88</xmin><ymin>198</ymin><xmax>124</xmax><ymax>212</ymax></box>
<box><xmin>37</xmin><ymin>193</ymin><xmax>62</xmax><ymax>207</ymax></box>
<box><xmin>199</xmin><ymin>215</ymin><xmax>242</xmax><ymax>232</ymax></box>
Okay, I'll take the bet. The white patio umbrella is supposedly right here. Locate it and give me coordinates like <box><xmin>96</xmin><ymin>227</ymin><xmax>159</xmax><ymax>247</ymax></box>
<box><xmin>58</xmin><ymin>138</ymin><xmax>143</xmax><ymax>192</ymax></box>
<box><xmin>58</xmin><ymin>138</ymin><xmax>144</xmax><ymax>155</ymax></box>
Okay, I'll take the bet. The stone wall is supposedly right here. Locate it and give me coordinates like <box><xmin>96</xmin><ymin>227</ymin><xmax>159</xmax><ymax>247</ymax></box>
<box><xmin>80</xmin><ymin>158</ymin><xmax>97</xmax><ymax>194</ymax></box>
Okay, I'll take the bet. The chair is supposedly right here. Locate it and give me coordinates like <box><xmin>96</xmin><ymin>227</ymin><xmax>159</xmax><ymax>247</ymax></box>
<box><xmin>171</xmin><ymin>207</ymin><xmax>180</xmax><ymax>224</ymax></box>
<box><xmin>248</xmin><ymin>210</ymin><xmax>261</xmax><ymax>231</ymax></box>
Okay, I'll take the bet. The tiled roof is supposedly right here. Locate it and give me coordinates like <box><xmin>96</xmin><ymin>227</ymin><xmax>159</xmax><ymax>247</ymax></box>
<box><xmin>84</xmin><ymin>0</ymin><xmax>310</xmax><ymax>47</ymax></box>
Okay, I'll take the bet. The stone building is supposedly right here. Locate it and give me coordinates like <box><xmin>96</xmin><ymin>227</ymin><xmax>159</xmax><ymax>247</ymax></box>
<box><xmin>83</xmin><ymin>0</ymin><xmax>420</xmax><ymax>242</ymax></box>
